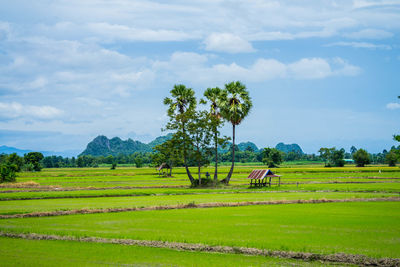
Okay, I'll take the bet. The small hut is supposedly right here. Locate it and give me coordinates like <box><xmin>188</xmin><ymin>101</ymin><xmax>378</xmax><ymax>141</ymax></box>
<box><xmin>247</xmin><ymin>169</ymin><xmax>281</xmax><ymax>187</ymax></box>
<box><xmin>157</xmin><ymin>163</ymin><xmax>171</xmax><ymax>177</ymax></box>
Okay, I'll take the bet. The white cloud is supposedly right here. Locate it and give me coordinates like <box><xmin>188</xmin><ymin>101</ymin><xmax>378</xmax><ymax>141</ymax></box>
<box><xmin>154</xmin><ymin>52</ymin><xmax>360</xmax><ymax>84</ymax></box>
<box><xmin>386</xmin><ymin>103</ymin><xmax>400</xmax><ymax>110</ymax></box>
<box><xmin>288</xmin><ymin>58</ymin><xmax>332</xmax><ymax>79</ymax></box>
<box><xmin>204</xmin><ymin>33</ymin><xmax>255</xmax><ymax>53</ymax></box>
<box><xmin>343</xmin><ymin>29</ymin><xmax>394</xmax><ymax>39</ymax></box>
<box><xmin>0</xmin><ymin>102</ymin><xmax>63</xmax><ymax>119</ymax></box>
<box><xmin>326</xmin><ymin>41</ymin><xmax>392</xmax><ymax>50</ymax></box>
<box><xmin>331</xmin><ymin>58</ymin><xmax>362</xmax><ymax>76</ymax></box>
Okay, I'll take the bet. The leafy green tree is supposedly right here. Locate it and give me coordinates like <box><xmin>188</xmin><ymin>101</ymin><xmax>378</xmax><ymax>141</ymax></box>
<box><xmin>319</xmin><ymin>147</ymin><xmax>345</xmax><ymax>167</ymax></box>
<box><xmin>6</xmin><ymin>153</ymin><xmax>24</xmax><ymax>172</ymax></box>
<box><xmin>202</xmin><ymin>86</ymin><xmax>228</xmax><ymax>184</ymax></box>
<box><xmin>262</xmin><ymin>147</ymin><xmax>282</xmax><ymax>167</ymax></box>
<box><xmin>164</xmin><ymin>84</ymin><xmax>197</xmax><ymax>184</ymax></box>
<box><xmin>352</xmin><ymin>148</ymin><xmax>371</xmax><ymax>167</ymax></box>
<box><xmin>350</xmin><ymin>146</ymin><xmax>357</xmax><ymax>155</ymax></box>
<box><xmin>111</xmin><ymin>162</ymin><xmax>117</xmax><ymax>169</ymax></box>
<box><xmin>385</xmin><ymin>150</ymin><xmax>398</xmax><ymax>166</ymax></box>
<box><xmin>318</xmin><ymin>147</ymin><xmax>334</xmax><ymax>167</ymax></box>
<box><xmin>0</xmin><ymin>163</ymin><xmax>17</xmax><ymax>182</ymax></box>
<box><xmin>187</xmin><ymin>110</ymin><xmax>212</xmax><ymax>185</ymax></box>
<box><xmin>134</xmin><ymin>156</ymin><xmax>143</xmax><ymax>168</ymax></box>
<box><xmin>24</xmin><ymin>152</ymin><xmax>44</xmax><ymax>171</ymax></box>
<box><xmin>153</xmin><ymin>137</ymin><xmax>183</xmax><ymax>176</ymax></box>
<box><xmin>220</xmin><ymin>81</ymin><xmax>252</xmax><ymax>184</ymax></box>
<box><xmin>331</xmin><ymin>148</ymin><xmax>345</xmax><ymax>167</ymax></box>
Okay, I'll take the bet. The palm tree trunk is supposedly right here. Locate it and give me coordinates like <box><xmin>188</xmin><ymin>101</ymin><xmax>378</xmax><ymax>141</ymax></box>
<box><xmin>182</xmin><ymin>122</ymin><xmax>194</xmax><ymax>184</ymax></box>
<box><xmin>225</xmin><ymin>124</ymin><xmax>235</xmax><ymax>184</ymax></box>
<box><xmin>213</xmin><ymin>127</ymin><xmax>218</xmax><ymax>184</ymax></box>
<box><xmin>198</xmin><ymin>163</ymin><xmax>201</xmax><ymax>185</ymax></box>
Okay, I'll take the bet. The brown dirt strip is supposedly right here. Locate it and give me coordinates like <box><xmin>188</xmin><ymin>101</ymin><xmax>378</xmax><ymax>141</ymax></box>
<box><xmin>1</xmin><ymin>232</ymin><xmax>398</xmax><ymax>266</ymax></box>
<box><xmin>1</xmin><ymin>197</ymin><xmax>399</xmax><ymax>219</ymax></box>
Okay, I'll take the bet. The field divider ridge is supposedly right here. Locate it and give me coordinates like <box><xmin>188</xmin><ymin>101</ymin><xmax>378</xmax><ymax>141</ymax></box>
<box><xmin>1</xmin><ymin>197</ymin><xmax>399</xmax><ymax>219</ymax></box>
<box><xmin>0</xmin><ymin>231</ymin><xmax>398</xmax><ymax>266</ymax></box>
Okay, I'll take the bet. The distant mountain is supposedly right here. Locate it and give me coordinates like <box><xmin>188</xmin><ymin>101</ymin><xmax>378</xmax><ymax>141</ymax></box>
<box><xmin>238</xmin><ymin>142</ymin><xmax>259</xmax><ymax>152</ymax></box>
<box><xmin>148</xmin><ymin>133</ymin><xmax>173</xmax><ymax>148</ymax></box>
<box><xmin>275</xmin><ymin>142</ymin><xmax>304</xmax><ymax>154</ymax></box>
<box><xmin>0</xmin><ymin>145</ymin><xmax>80</xmax><ymax>158</ymax></box>
<box><xmin>80</xmin><ymin>134</ymin><xmax>264</xmax><ymax>157</ymax></box>
<box><xmin>0</xmin><ymin>145</ymin><xmax>32</xmax><ymax>156</ymax></box>
<box><xmin>79</xmin><ymin>136</ymin><xmax>153</xmax><ymax>156</ymax></box>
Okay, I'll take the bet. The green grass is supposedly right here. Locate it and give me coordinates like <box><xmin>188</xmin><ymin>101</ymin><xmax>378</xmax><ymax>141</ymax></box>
<box><xmin>1</xmin><ymin>182</ymin><xmax>400</xmax><ymax>201</ymax></box>
<box><xmin>0</xmin><ymin>191</ymin><xmax>395</xmax><ymax>215</ymax></box>
<box><xmin>0</xmin><ymin>237</ymin><xmax>332</xmax><ymax>267</ymax></box>
<box><xmin>1</xmin><ymin>202</ymin><xmax>399</xmax><ymax>258</ymax></box>
<box><xmin>11</xmin><ymin>166</ymin><xmax>400</xmax><ymax>189</ymax></box>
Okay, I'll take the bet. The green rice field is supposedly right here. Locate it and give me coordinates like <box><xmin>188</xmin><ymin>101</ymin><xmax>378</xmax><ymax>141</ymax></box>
<box><xmin>1</xmin><ymin>165</ymin><xmax>399</xmax><ymax>266</ymax></box>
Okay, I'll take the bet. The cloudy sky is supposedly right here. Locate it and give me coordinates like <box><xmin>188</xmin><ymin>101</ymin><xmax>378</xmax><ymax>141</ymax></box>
<box><xmin>0</xmin><ymin>0</ymin><xmax>399</xmax><ymax>155</ymax></box>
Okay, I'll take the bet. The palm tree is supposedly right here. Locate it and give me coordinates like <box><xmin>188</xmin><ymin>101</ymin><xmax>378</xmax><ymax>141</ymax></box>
<box><xmin>220</xmin><ymin>81</ymin><xmax>252</xmax><ymax>184</ymax></box>
<box><xmin>203</xmin><ymin>87</ymin><xmax>226</xmax><ymax>184</ymax></box>
<box><xmin>164</xmin><ymin>84</ymin><xmax>196</xmax><ymax>184</ymax></box>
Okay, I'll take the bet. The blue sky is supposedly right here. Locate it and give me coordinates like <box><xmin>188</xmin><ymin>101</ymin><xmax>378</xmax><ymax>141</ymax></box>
<box><xmin>0</xmin><ymin>0</ymin><xmax>399</xmax><ymax>154</ymax></box>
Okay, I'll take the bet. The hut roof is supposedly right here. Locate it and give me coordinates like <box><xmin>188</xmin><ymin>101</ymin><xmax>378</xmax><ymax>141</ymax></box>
<box><xmin>247</xmin><ymin>169</ymin><xmax>280</xmax><ymax>179</ymax></box>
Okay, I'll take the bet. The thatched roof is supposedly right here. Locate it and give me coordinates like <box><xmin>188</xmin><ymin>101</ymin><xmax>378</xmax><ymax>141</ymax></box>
<box><xmin>247</xmin><ymin>169</ymin><xmax>280</xmax><ymax>179</ymax></box>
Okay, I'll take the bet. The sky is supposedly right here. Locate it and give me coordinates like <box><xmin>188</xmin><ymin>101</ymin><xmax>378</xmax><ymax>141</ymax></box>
<box><xmin>0</xmin><ymin>0</ymin><xmax>399</xmax><ymax>155</ymax></box>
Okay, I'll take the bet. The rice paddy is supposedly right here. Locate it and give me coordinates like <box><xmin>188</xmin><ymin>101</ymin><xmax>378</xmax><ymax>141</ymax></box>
<box><xmin>1</xmin><ymin>165</ymin><xmax>399</xmax><ymax>266</ymax></box>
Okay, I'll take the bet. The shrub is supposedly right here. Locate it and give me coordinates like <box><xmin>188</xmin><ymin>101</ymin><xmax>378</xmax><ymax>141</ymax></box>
<box><xmin>190</xmin><ymin>178</ymin><xmax>213</xmax><ymax>187</ymax></box>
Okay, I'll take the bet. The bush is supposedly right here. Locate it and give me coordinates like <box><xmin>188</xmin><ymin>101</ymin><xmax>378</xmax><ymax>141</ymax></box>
<box><xmin>352</xmin><ymin>148</ymin><xmax>371</xmax><ymax>167</ymax></box>
<box><xmin>22</xmin><ymin>163</ymin><xmax>35</xmax><ymax>172</ymax></box>
<box><xmin>190</xmin><ymin>178</ymin><xmax>214</xmax><ymax>187</ymax></box>
<box><xmin>0</xmin><ymin>164</ymin><xmax>17</xmax><ymax>183</ymax></box>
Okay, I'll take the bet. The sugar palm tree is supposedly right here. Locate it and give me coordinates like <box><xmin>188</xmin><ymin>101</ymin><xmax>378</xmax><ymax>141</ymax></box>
<box><xmin>203</xmin><ymin>87</ymin><xmax>226</xmax><ymax>184</ymax></box>
<box><xmin>164</xmin><ymin>84</ymin><xmax>196</xmax><ymax>184</ymax></box>
<box><xmin>220</xmin><ymin>81</ymin><xmax>252</xmax><ymax>184</ymax></box>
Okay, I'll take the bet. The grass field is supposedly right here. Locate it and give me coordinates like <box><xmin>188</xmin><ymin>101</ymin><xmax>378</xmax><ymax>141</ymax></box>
<box><xmin>0</xmin><ymin>237</ymin><xmax>336</xmax><ymax>267</ymax></box>
<box><xmin>1</xmin><ymin>165</ymin><xmax>399</xmax><ymax>266</ymax></box>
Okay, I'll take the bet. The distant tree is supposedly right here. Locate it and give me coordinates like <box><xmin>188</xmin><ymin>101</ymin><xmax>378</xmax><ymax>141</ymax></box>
<box><xmin>24</xmin><ymin>152</ymin><xmax>44</xmax><ymax>171</ymax></box>
<box><xmin>350</xmin><ymin>146</ymin><xmax>357</xmax><ymax>155</ymax></box>
<box><xmin>385</xmin><ymin>150</ymin><xmax>398</xmax><ymax>166</ymax></box>
<box><xmin>352</xmin><ymin>148</ymin><xmax>371</xmax><ymax>167</ymax></box>
<box><xmin>110</xmin><ymin>162</ymin><xmax>117</xmax><ymax>170</ymax></box>
<box><xmin>262</xmin><ymin>147</ymin><xmax>283</xmax><ymax>168</ymax></box>
<box><xmin>319</xmin><ymin>147</ymin><xmax>345</xmax><ymax>167</ymax></box>
<box><xmin>163</xmin><ymin>84</ymin><xmax>197</xmax><ymax>184</ymax></box>
<box><xmin>0</xmin><ymin>163</ymin><xmax>17</xmax><ymax>183</ymax></box>
<box><xmin>245</xmin><ymin>146</ymin><xmax>254</xmax><ymax>152</ymax></box>
<box><xmin>5</xmin><ymin>153</ymin><xmax>24</xmax><ymax>172</ymax></box>
<box><xmin>134</xmin><ymin>156</ymin><xmax>143</xmax><ymax>168</ymax></box>
<box><xmin>318</xmin><ymin>147</ymin><xmax>334</xmax><ymax>167</ymax></box>
<box><xmin>220</xmin><ymin>81</ymin><xmax>252</xmax><ymax>184</ymax></box>
<box><xmin>332</xmin><ymin>148</ymin><xmax>346</xmax><ymax>167</ymax></box>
